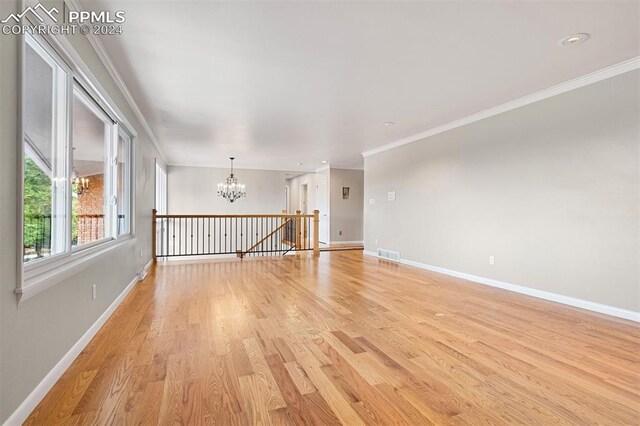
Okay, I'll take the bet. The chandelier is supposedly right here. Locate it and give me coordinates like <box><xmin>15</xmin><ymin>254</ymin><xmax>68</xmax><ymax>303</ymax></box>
<box><xmin>72</xmin><ymin>166</ymin><xmax>89</xmax><ymax>196</ymax></box>
<box><xmin>217</xmin><ymin>157</ymin><xmax>246</xmax><ymax>203</ymax></box>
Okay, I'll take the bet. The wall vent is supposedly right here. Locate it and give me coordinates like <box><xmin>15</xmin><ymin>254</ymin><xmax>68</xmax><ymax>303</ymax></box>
<box><xmin>377</xmin><ymin>248</ymin><xmax>401</xmax><ymax>262</ymax></box>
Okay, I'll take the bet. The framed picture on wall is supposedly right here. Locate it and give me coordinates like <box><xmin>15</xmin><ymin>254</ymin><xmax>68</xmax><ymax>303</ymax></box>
<box><xmin>342</xmin><ymin>187</ymin><xmax>350</xmax><ymax>199</ymax></box>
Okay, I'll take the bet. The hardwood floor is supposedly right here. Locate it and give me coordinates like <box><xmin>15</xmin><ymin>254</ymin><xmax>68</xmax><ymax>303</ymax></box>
<box><xmin>25</xmin><ymin>251</ymin><xmax>640</xmax><ymax>425</ymax></box>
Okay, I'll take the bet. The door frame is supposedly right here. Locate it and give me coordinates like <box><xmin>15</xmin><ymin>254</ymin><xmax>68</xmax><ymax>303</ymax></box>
<box><xmin>300</xmin><ymin>183</ymin><xmax>308</xmax><ymax>214</ymax></box>
<box><xmin>315</xmin><ymin>173</ymin><xmax>329</xmax><ymax>244</ymax></box>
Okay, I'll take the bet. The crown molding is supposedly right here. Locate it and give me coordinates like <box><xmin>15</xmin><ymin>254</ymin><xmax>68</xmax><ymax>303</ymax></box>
<box><xmin>168</xmin><ymin>162</ymin><xmax>313</xmax><ymax>174</ymax></box>
<box><xmin>314</xmin><ymin>165</ymin><xmax>364</xmax><ymax>173</ymax></box>
<box><xmin>330</xmin><ymin>166</ymin><xmax>365</xmax><ymax>172</ymax></box>
<box><xmin>362</xmin><ymin>56</ymin><xmax>640</xmax><ymax>158</ymax></box>
<box><xmin>168</xmin><ymin>162</ymin><xmax>363</xmax><ymax>174</ymax></box>
<box><xmin>64</xmin><ymin>0</ymin><xmax>167</xmax><ymax>164</ymax></box>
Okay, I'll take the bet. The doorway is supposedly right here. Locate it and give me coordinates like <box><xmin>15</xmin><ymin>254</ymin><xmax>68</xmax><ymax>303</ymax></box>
<box><xmin>155</xmin><ymin>162</ymin><xmax>167</xmax><ymax>259</ymax></box>
<box><xmin>285</xmin><ymin>185</ymin><xmax>290</xmax><ymax>213</ymax></box>
<box><xmin>300</xmin><ymin>183</ymin><xmax>308</xmax><ymax>214</ymax></box>
<box><xmin>316</xmin><ymin>174</ymin><xmax>329</xmax><ymax>243</ymax></box>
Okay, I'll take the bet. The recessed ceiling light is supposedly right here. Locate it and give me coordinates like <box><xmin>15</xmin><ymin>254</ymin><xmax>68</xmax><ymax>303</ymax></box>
<box><xmin>384</xmin><ymin>122</ymin><xmax>395</xmax><ymax>127</ymax></box>
<box><xmin>560</xmin><ymin>33</ymin><xmax>590</xmax><ymax>46</ymax></box>
<box><xmin>321</xmin><ymin>160</ymin><xmax>328</xmax><ymax>164</ymax></box>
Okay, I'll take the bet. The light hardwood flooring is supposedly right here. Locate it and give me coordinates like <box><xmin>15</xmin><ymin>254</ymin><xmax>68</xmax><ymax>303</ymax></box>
<box><xmin>25</xmin><ymin>251</ymin><xmax>640</xmax><ymax>425</ymax></box>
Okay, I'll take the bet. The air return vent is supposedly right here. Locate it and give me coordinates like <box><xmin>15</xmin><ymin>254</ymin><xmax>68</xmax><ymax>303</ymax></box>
<box><xmin>377</xmin><ymin>248</ymin><xmax>401</xmax><ymax>262</ymax></box>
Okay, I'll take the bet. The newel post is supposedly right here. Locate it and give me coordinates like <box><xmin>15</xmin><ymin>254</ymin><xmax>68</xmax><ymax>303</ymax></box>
<box><xmin>313</xmin><ymin>209</ymin><xmax>320</xmax><ymax>257</ymax></box>
<box><xmin>295</xmin><ymin>210</ymin><xmax>302</xmax><ymax>249</ymax></box>
<box><xmin>152</xmin><ymin>209</ymin><xmax>157</xmax><ymax>263</ymax></box>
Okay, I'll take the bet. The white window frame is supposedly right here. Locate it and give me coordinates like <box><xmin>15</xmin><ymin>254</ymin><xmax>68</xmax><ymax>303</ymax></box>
<box><xmin>116</xmin><ymin>127</ymin><xmax>133</xmax><ymax>237</ymax></box>
<box><xmin>21</xmin><ymin>33</ymin><xmax>72</xmax><ymax>268</ymax></box>
<box><xmin>17</xmin><ymin>31</ymin><xmax>138</xmax><ymax>302</ymax></box>
<box><xmin>71</xmin><ymin>83</ymin><xmax>117</xmax><ymax>250</ymax></box>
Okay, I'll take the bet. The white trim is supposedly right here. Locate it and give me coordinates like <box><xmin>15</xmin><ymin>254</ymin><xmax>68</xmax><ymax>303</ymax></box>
<box><xmin>326</xmin><ymin>240</ymin><xmax>364</xmax><ymax>245</ymax></box>
<box><xmin>170</xmin><ymin>162</ymin><xmax>325</xmax><ymax>174</ymax></box>
<box><xmin>363</xmin><ymin>252</ymin><xmax>640</xmax><ymax>323</ymax></box>
<box><xmin>4</xmin><ymin>273</ymin><xmax>141</xmax><ymax>426</ymax></box>
<box><xmin>328</xmin><ymin>166</ymin><xmax>365</xmax><ymax>172</ymax></box>
<box><xmin>314</xmin><ymin>165</ymin><xmax>365</xmax><ymax>173</ymax></box>
<box><xmin>362</xmin><ymin>57</ymin><xmax>640</xmax><ymax>158</ymax></box>
<box><xmin>62</xmin><ymin>0</ymin><xmax>165</xmax><ymax>163</ymax></box>
<box><xmin>138</xmin><ymin>258</ymin><xmax>153</xmax><ymax>281</ymax></box>
<box><xmin>168</xmin><ymin>162</ymin><xmax>365</xmax><ymax>173</ymax></box>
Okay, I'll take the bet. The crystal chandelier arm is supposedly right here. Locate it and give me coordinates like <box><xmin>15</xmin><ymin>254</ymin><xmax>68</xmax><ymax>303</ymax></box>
<box><xmin>217</xmin><ymin>156</ymin><xmax>246</xmax><ymax>203</ymax></box>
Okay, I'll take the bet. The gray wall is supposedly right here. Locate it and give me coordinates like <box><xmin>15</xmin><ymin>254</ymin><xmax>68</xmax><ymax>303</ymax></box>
<box><xmin>168</xmin><ymin>166</ymin><xmax>287</xmax><ymax>214</ymax></box>
<box><xmin>287</xmin><ymin>173</ymin><xmax>317</xmax><ymax>214</ymax></box>
<box><xmin>330</xmin><ymin>169</ymin><xmax>364</xmax><ymax>242</ymax></box>
<box><xmin>0</xmin><ymin>0</ymin><xmax>165</xmax><ymax>421</ymax></box>
<box><xmin>364</xmin><ymin>70</ymin><xmax>640</xmax><ymax>312</ymax></box>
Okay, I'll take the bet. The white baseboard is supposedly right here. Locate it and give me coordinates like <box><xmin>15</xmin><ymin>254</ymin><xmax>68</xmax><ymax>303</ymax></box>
<box><xmin>137</xmin><ymin>258</ymin><xmax>153</xmax><ymax>280</ymax></box>
<box><xmin>327</xmin><ymin>240</ymin><xmax>364</xmax><ymax>245</ymax></box>
<box><xmin>364</xmin><ymin>252</ymin><xmax>640</xmax><ymax>323</ymax></box>
<box><xmin>4</xmin><ymin>274</ymin><xmax>141</xmax><ymax>426</ymax></box>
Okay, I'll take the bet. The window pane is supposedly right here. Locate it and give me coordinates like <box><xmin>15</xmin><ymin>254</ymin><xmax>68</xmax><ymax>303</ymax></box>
<box><xmin>23</xmin><ymin>41</ymin><xmax>67</xmax><ymax>263</ymax></box>
<box><xmin>72</xmin><ymin>91</ymin><xmax>110</xmax><ymax>247</ymax></box>
<box><xmin>117</xmin><ymin>134</ymin><xmax>131</xmax><ymax>235</ymax></box>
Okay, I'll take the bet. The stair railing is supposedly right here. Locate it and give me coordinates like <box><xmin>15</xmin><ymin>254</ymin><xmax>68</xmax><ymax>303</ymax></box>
<box><xmin>152</xmin><ymin>210</ymin><xmax>319</xmax><ymax>261</ymax></box>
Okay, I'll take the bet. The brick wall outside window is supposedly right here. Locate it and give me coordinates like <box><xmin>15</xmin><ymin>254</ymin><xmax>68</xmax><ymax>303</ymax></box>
<box><xmin>76</xmin><ymin>173</ymin><xmax>104</xmax><ymax>245</ymax></box>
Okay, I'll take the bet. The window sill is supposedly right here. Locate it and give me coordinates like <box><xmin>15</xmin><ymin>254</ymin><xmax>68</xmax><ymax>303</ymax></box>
<box><xmin>17</xmin><ymin>236</ymin><xmax>137</xmax><ymax>304</ymax></box>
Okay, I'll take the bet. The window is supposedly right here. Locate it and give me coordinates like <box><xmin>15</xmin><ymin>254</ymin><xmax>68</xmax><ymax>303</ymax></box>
<box><xmin>22</xmin><ymin>34</ymin><xmax>135</xmax><ymax>278</ymax></box>
<box><xmin>23</xmin><ymin>36</ymin><xmax>69</xmax><ymax>263</ymax></box>
<box><xmin>117</xmin><ymin>131</ymin><xmax>132</xmax><ymax>235</ymax></box>
<box><xmin>71</xmin><ymin>87</ymin><xmax>112</xmax><ymax>247</ymax></box>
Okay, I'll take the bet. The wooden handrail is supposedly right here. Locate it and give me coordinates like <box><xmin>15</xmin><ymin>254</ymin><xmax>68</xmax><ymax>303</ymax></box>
<box><xmin>153</xmin><ymin>210</ymin><xmax>320</xmax><ymax>258</ymax></box>
<box><xmin>156</xmin><ymin>214</ymin><xmax>314</xmax><ymax>219</ymax></box>
<box><xmin>238</xmin><ymin>218</ymin><xmax>293</xmax><ymax>258</ymax></box>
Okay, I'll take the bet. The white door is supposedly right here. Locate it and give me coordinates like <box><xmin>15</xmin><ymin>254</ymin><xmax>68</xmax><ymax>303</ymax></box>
<box><xmin>316</xmin><ymin>174</ymin><xmax>329</xmax><ymax>243</ymax></box>
<box><xmin>155</xmin><ymin>162</ymin><xmax>167</xmax><ymax>257</ymax></box>
<box><xmin>300</xmin><ymin>184</ymin><xmax>308</xmax><ymax>214</ymax></box>
<box><xmin>155</xmin><ymin>162</ymin><xmax>167</xmax><ymax>214</ymax></box>
<box><xmin>285</xmin><ymin>186</ymin><xmax>290</xmax><ymax>213</ymax></box>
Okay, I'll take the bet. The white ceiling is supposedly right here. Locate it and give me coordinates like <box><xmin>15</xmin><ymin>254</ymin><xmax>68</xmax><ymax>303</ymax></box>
<box><xmin>82</xmin><ymin>0</ymin><xmax>639</xmax><ymax>172</ymax></box>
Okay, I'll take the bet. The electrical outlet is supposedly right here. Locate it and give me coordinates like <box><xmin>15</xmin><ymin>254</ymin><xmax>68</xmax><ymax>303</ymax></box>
<box><xmin>489</xmin><ymin>256</ymin><xmax>495</xmax><ymax>266</ymax></box>
<box><xmin>92</xmin><ymin>284</ymin><xmax>97</xmax><ymax>300</ymax></box>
